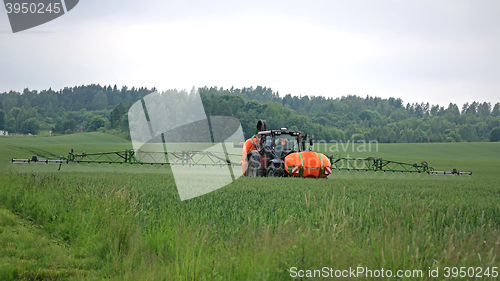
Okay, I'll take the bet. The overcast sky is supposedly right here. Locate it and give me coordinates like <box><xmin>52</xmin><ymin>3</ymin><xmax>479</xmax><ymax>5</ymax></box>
<box><xmin>1</xmin><ymin>0</ymin><xmax>499</xmax><ymax>107</ymax></box>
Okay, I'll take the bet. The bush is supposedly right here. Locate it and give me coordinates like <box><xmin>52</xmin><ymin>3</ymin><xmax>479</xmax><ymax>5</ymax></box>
<box><xmin>20</xmin><ymin>118</ymin><xmax>40</xmax><ymax>135</ymax></box>
<box><xmin>490</xmin><ymin>127</ymin><xmax>500</xmax><ymax>142</ymax></box>
<box><xmin>85</xmin><ymin>115</ymin><xmax>107</xmax><ymax>132</ymax></box>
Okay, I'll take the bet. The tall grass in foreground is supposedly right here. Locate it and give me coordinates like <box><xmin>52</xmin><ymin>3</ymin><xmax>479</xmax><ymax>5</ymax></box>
<box><xmin>0</xmin><ymin>169</ymin><xmax>499</xmax><ymax>280</ymax></box>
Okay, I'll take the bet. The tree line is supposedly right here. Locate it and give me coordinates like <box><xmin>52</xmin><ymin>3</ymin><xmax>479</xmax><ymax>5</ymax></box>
<box><xmin>1</xmin><ymin>85</ymin><xmax>499</xmax><ymax>143</ymax></box>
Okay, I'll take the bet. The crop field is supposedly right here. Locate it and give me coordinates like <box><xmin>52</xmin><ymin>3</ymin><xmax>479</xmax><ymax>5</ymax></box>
<box><xmin>0</xmin><ymin>133</ymin><xmax>499</xmax><ymax>280</ymax></box>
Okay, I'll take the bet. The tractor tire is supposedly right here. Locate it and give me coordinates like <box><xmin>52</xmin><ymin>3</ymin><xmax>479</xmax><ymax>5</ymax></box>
<box><xmin>246</xmin><ymin>155</ymin><xmax>261</xmax><ymax>177</ymax></box>
<box><xmin>267</xmin><ymin>166</ymin><xmax>281</xmax><ymax>177</ymax></box>
<box><xmin>267</xmin><ymin>168</ymin><xmax>274</xmax><ymax>177</ymax></box>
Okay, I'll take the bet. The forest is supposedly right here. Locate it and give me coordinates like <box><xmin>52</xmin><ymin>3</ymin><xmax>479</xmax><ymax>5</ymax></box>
<box><xmin>1</xmin><ymin>84</ymin><xmax>500</xmax><ymax>143</ymax></box>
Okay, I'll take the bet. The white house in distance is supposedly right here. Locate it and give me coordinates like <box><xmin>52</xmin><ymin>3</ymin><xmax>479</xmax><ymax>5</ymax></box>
<box><xmin>0</xmin><ymin>130</ymin><xmax>8</xmax><ymax>136</ymax></box>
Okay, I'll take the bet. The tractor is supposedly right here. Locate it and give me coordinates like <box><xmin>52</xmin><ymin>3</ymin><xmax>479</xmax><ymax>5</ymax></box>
<box><xmin>242</xmin><ymin>120</ymin><xmax>332</xmax><ymax>178</ymax></box>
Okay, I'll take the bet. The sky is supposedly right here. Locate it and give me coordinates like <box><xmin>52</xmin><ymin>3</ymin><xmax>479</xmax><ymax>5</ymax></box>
<box><xmin>1</xmin><ymin>0</ymin><xmax>499</xmax><ymax>108</ymax></box>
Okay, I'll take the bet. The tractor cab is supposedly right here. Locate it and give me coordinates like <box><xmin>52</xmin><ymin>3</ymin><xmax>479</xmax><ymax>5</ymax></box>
<box><xmin>257</xmin><ymin>129</ymin><xmax>304</xmax><ymax>159</ymax></box>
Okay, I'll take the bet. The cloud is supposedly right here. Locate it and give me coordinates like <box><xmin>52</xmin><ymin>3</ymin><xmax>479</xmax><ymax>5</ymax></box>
<box><xmin>1</xmin><ymin>0</ymin><xmax>499</xmax><ymax>107</ymax></box>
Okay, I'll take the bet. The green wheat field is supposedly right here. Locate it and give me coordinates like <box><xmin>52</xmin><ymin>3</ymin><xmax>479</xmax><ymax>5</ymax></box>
<box><xmin>0</xmin><ymin>133</ymin><xmax>499</xmax><ymax>280</ymax></box>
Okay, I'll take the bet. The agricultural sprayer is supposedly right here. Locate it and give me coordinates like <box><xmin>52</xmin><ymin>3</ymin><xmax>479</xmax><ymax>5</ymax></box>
<box><xmin>11</xmin><ymin>119</ymin><xmax>472</xmax><ymax>177</ymax></box>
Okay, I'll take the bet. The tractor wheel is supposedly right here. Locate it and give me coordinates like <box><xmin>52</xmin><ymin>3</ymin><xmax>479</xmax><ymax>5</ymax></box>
<box><xmin>266</xmin><ymin>165</ymin><xmax>281</xmax><ymax>177</ymax></box>
<box><xmin>246</xmin><ymin>156</ymin><xmax>261</xmax><ymax>177</ymax></box>
<box><xmin>267</xmin><ymin>168</ymin><xmax>275</xmax><ymax>177</ymax></box>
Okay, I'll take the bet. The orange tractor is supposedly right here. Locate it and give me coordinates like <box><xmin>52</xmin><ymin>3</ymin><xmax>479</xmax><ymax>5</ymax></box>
<box><xmin>242</xmin><ymin>120</ymin><xmax>332</xmax><ymax>178</ymax></box>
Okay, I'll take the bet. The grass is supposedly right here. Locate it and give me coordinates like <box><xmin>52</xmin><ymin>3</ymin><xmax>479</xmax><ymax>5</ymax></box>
<box><xmin>0</xmin><ymin>132</ymin><xmax>499</xmax><ymax>280</ymax></box>
<box><xmin>0</xmin><ymin>133</ymin><xmax>131</xmax><ymax>162</ymax></box>
<box><xmin>0</xmin><ymin>206</ymin><xmax>101</xmax><ymax>280</ymax></box>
